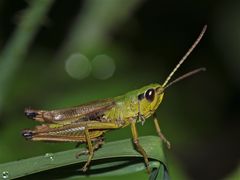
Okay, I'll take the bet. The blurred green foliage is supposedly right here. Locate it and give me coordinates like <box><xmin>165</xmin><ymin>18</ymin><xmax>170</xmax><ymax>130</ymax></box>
<box><xmin>0</xmin><ymin>0</ymin><xmax>239</xmax><ymax>179</ymax></box>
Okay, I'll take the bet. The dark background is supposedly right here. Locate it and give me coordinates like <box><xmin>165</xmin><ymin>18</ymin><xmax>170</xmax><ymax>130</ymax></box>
<box><xmin>0</xmin><ymin>0</ymin><xmax>239</xmax><ymax>179</ymax></box>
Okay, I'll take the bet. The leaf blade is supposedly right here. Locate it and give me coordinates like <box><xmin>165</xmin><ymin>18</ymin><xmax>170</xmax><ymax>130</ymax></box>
<box><xmin>0</xmin><ymin>136</ymin><xmax>167</xmax><ymax>179</ymax></box>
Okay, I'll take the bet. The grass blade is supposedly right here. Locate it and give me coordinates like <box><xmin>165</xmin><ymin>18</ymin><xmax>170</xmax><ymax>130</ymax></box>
<box><xmin>0</xmin><ymin>136</ymin><xmax>167</xmax><ymax>179</ymax></box>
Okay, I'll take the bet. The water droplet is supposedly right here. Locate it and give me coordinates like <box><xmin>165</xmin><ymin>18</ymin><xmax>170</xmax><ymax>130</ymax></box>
<box><xmin>44</xmin><ymin>153</ymin><xmax>54</xmax><ymax>161</ymax></box>
<box><xmin>2</xmin><ymin>171</ymin><xmax>9</xmax><ymax>179</ymax></box>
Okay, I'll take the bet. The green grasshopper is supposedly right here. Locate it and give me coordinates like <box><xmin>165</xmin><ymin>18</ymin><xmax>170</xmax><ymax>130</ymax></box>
<box><xmin>22</xmin><ymin>25</ymin><xmax>207</xmax><ymax>173</ymax></box>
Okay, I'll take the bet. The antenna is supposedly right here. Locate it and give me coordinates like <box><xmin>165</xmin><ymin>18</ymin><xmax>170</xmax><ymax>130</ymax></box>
<box><xmin>163</xmin><ymin>67</ymin><xmax>206</xmax><ymax>90</ymax></box>
<box><xmin>162</xmin><ymin>25</ymin><xmax>207</xmax><ymax>88</ymax></box>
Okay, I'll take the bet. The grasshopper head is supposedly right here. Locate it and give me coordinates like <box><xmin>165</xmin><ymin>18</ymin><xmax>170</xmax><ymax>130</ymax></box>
<box><xmin>137</xmin><ymin>84</ymin><xmax>164</xmax><ymax>118</ymax></box>
<box><xmin>137</xmin><ymin>66</ymin><xmax>205</xmax><ymax>119</ymax></box>
<box><xmin>137</xmin><ymin>25</ymin><xmax>207</xmax><ymax>119</ymax></box>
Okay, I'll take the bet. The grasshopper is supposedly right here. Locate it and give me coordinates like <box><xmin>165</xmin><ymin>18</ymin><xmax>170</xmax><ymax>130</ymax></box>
<box><xmin>22</xmin><ymin>25</ymin><xmax>207</xmax><ymax>173</ymax></box>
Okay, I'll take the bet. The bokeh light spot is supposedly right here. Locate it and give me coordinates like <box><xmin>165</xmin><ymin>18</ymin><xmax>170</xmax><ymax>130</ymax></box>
<box><xmin>65</xmin><ymin>54</ymin><xmax>91</xmax><ymax>80</ymax></box>
<box><xmin>92</xmin><ymin>54</ymin><xmax>116</xmax><ymax>80</ymax></box>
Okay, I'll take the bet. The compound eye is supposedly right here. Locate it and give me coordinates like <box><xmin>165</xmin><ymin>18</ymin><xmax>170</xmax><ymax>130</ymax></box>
<box><xmin>145</xmin><ymin>89</ymin><xmax>155</xmax><ymax>102</ymax></box>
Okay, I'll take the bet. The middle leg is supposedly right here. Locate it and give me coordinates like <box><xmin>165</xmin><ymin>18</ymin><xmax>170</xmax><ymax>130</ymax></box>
<box><xmin>130</xmin><ymin>121</ymin><xmax>150</xmax><ymax>173</ymax></box>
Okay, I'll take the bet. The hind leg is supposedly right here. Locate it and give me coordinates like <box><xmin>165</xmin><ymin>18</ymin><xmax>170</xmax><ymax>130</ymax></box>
<box><xmin>76</xmin><ymin>136</ymin><xmax>104</xmax><ymax>157</ymax></box>
<box><xmin>76</xmin><ymin>135</ymin><xmax>104</xmax><ymax>172</ymax></box>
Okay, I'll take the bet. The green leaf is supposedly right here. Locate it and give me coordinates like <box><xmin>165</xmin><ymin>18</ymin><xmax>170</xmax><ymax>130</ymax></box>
<box><xmin>0</xmin><ymin>136</ymin><xmax>168</xmax><ymax>179</ymax></box>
